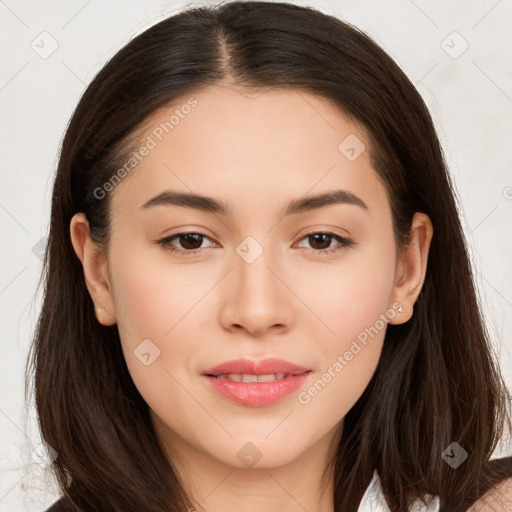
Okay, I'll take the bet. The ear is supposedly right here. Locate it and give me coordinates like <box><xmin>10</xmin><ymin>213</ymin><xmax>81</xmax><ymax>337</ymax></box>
<box><xmin>69</xmin><ymin>213</ymin><xmax>117</xmax><ymax>326</ymax></box>
<box><xmin>388</xmin><ymin>212</ymin><xmax>433</xmax><ymax>325</ymax></box>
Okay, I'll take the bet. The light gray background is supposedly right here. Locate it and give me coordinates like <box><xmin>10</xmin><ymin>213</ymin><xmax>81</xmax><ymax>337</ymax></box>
<box><xmin>1</xmin><ymin>1</ymin><xmax>511</xmax><ymax>510</ymax></box>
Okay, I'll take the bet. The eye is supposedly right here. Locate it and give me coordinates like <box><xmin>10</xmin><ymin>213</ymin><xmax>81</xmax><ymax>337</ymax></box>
<box><xmin>157</xmin><ymin>230</ymin><xmax>354</xmax><ymax>256</ymax></box>
<box><xmin>294</xmin><ymin>231</ymin><xmax>354</xmax><ymax>255</ymax></box>
<box><xmin>157</xmin><ymin>232</ymin><xmax>217</xmax><ymax>255</ymax></box>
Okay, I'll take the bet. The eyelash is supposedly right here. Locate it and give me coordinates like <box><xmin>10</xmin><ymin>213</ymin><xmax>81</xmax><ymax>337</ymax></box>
<box><xmin>157</xmin><ymin>231</ymin><xmax>354</xmax><ymax>256</ymax></box>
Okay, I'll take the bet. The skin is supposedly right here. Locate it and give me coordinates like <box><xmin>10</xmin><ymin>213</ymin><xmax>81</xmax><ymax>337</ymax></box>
<box><xmin>70</xmin><ymin>86</ymin><xmax>434</xmax><ymax>512</ymax></box>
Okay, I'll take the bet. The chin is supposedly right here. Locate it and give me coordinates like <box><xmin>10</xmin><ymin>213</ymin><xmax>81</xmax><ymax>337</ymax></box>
<box><xmin>204</xmin><ymin>435</ymin><xmax>309</xmax><ymax>470</ymax></box>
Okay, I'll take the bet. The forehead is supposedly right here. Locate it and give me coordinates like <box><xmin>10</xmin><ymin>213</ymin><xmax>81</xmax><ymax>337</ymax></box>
<box><xmin>109</xmin><ymin>86</ymin><xmax>389</xmax><ymax>221</ymax></box>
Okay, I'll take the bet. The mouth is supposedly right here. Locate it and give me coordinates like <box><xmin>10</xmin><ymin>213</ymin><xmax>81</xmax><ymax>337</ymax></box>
<box><xmin>201</xmin><ymin>358</ymin><xmax>312</xmax><ymax>407</ymax></box>
<box><xmin>207</xmin><ymin>372</ymin><xmax>309</xmax><ymax>382</ymax></box>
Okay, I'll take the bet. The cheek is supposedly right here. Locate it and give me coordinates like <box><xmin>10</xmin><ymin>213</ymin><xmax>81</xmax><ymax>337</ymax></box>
<box><xmin>293</xmin><ymin>242</ymin><xmax>396</xmax><ymax>344</ymax></box>
<box><xmin>107</xmin><ymin>247</ymin><xmax>208</xmax><ymax>383</ymax></box>
<box><xmin>110</xmin><ymin>242</ymin><xmax>209</xmax><ymax>340</ymax></box>
<box><xmin>110</xmin><ymin>261</ymin><xmax>211</xmax><ymax>433</ymax></box>
<box><xmin>293</xmin><ymin>244</ymin><xmax>395</xmax><ymax>410</ymax></box>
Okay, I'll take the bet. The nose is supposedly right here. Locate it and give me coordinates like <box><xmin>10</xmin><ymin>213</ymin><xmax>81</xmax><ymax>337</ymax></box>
<box><xmin>219</xmin><ymin>245</ymin><xmax>294</xmax><ymax>337</ymax></box>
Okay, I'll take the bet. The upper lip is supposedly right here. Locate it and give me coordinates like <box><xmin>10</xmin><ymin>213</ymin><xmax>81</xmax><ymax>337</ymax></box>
<box><xmin>202</xmin><ymin>358</ymin><xmax>312</xmax><ymax>377</ymax></box>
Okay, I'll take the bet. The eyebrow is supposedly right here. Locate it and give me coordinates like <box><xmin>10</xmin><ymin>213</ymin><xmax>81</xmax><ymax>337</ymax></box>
<box><xmin>141</xmin><ymin>189</ymin><xmax>368</xmax><ymax>216</ymax></box>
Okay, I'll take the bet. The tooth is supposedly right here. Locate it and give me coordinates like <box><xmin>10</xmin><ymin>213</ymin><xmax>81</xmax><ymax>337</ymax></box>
<box><xmin>241</xmin><ymin>374</ymin><xmax>258</xmax><ymax>382</ymax></box>
<box><xmin>257</xmin><ymin>374</ymin><xmax>277</xmax><ymax>382</ymax></box>
<box><xmin>217</xmin><ymin>373</ymin><xmax>292</xmax><ymax>382</ymax></box>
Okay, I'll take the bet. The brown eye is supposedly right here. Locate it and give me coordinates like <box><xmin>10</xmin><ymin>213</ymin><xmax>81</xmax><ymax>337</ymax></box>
<box><xmin>307</xmin><ymin>233</ymin><xmax>333</xmax><ymax>250</ymax></box>
<box><xmin>175</xmin><ymin>233</ymin><xmax>204</xmax><ymax>250</ymax></box>
<box><xmin>157</xmin><ymin>232</ymin><xmax>215</xmax><ymax>255</ymax></box>
<box><xmin>296</xmin><ymin>231</ymin><xmax>354</xmax><ymax>255</ymax></box>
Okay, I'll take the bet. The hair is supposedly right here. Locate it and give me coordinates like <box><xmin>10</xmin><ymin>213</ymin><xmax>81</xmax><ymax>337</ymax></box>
<box><xmin>26</xmin><ymin>1</ymin><xmax>512</xmax><ymax>511</ymax></box>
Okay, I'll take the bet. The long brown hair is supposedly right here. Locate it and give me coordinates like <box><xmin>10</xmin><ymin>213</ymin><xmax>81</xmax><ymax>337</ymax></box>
<box><xmin>26</xmin><ymin>2</ymin><xmax>512</xmax><ymax>511</ymax></box>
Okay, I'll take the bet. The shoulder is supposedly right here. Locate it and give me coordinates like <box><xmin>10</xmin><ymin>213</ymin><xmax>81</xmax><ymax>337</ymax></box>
<box><xmin>468</xmin><ymin>476</ymin><xmax>512</xmax><ymax>512</ymax></box>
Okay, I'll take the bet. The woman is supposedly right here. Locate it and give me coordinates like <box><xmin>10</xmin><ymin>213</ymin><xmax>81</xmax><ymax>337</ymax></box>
<box><xmin>28</xmin><ymin>1</ymin><xmax>512</xmax><ymax>511</ymax></box>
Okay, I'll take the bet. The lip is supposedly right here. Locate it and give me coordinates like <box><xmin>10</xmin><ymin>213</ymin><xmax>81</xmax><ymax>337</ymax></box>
<box><xmin>202</xmin><ymin>357</ymin><xmax>311</xmax><ymax>377</ymax></box>
<box><xmin>201</xmin><ymin>358</ymin><xmax>312</xmax><ymax>407</ymax></box>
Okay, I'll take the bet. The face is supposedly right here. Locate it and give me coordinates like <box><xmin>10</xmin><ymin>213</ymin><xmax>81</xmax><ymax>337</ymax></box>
<box><xmin>74</xmin><ymin>86</ymin><xmax>426</xmax><ymax>474</ymax></box>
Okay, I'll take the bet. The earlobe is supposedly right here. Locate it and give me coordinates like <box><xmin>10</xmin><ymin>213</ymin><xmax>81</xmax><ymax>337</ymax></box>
<box><xmin>388</xmin><ymin>212</ymin><xmax>433</xmax><ymax>325</ymax></box>
<box><xmin>69</xmin><ymin>213</ymin><xmax>117</xmax><ymax>326</ymax></box>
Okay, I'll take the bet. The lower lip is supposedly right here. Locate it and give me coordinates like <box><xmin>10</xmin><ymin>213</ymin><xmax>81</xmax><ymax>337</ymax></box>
<box><xmin>202</xmin><ymin>372</ymin><xmax>311</xmax><ymax>407</ymax></box>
